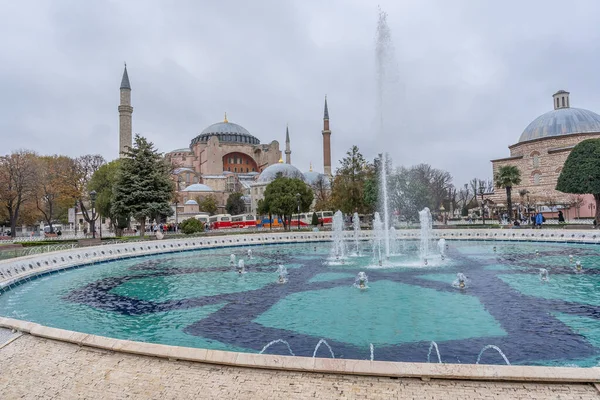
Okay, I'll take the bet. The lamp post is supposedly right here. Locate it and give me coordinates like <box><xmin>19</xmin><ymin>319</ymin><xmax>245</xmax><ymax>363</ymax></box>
<box><xmin>478</xmin><ymin>185</ymin><xmax>486</xmax><ymax>225</ymax></box>
<box><xmin>74</xmin><ymin>200</ymin><xmax>78</xmax><ymax>237</ymax></box>
<box><xmin>174</xmin><ymin>177</ymin><xmax>182</xmax><ymax>233</ymax></box>
<box><xmin>296</xmin><ymin>193</ymin><xmax>301</xmax><ymax>231</ymax></box>
<box><xmin>89</xmin><ymin>190</ymin><xmax>97</xmax><ymax>239</ymax></box>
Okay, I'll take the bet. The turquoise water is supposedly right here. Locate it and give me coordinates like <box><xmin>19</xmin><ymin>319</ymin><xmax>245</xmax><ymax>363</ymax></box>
<box><xmin>0</xmin><ymin>240</ymin><xmax>599</xmax><ymax>365</ymax></box>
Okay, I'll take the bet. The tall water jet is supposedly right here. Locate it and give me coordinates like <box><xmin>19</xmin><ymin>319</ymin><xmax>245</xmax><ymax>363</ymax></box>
<box><xmin>237</xmin><ymin>259</ymin><xmax>245</xmax><ymax>274</ymax></box>
<box><xmin>372</xmin><ymin>212</ymin><xmax>384</xmax><ymax>264</ymax></box>
<box><xmin>352</xmin><ymin>212</ymin><xmax>361</xmax><ymax>255</ymax></box>
<box><xmin>419</xmin><ymin>208</ymin><xmax>433</xmax><ymax>263</ymax></box>
<box><xmin>389</xmin><ymin>227</ymin><xmax>399</xmax><ymax>255</ymax></box>
<box><xmin>331</xmin><ymin>210</ymin><xmax>346</xmax><ymax>260</ymax></box>
<box><xmin>375</xmin><ymin>7</ymin><xmax>398</xmax><ymax>260</ymax></box>
<box><xmin>438</xmin><ymin>238</ymin><xmax>446</xmax><ymax>260</ymax></box>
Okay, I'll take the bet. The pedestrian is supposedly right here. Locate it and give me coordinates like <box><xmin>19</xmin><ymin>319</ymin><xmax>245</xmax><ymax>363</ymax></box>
<box><xmin>558</xmin><ymin>210</ymin><xmax>565</xmax><ymax>223</ymax></box>
<box><xmin>535</xmin><ymin>212</ymin><xmax>544</xmax><ymax>229</ymax></box>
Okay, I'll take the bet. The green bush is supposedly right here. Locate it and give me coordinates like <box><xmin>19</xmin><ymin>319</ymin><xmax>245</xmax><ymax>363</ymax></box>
<box><xmin>311</xmin><ymin>212</ymin><xmax>319</xmax><ymax>226</ymax></box>
<box><xmin>180</xmin><ymin>218</ymin><xmax>204</xmax><ymax>234</ymax></box>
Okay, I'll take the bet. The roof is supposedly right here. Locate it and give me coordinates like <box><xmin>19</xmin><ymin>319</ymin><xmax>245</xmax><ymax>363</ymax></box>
<box><xmin>182</xmin><ymin>183</ymin><xmax>214</xmax><ymax>192</ymax></box>
<box><xmin>168</xmin><ymin>148</ymin><xmax>193</xmax><ymax>154</ymax></box>
<box><xmin>184</xmin><ymin>200</ymin><xmax>198</xmax><ymax>205</ymax></box>
<box><xmin>257</xmin><ymin>163</ymin><xmax>305</xmax><ymax>183</ymax></box>
<box><xmin>190</xmin><ymin>120</ymin><xmax>260</xmax><ymax>147</ymax></box>
<box><xmin>173</xmin><ymin>167</ymin><xmax>195</xmax><ymax>174</ymax></box>
<box><xmin>324</xmin><ymin>96</ymin><xmax>329</xmax><ymax>119</ymax></box>
<box><xmin>120</xmin><ymin>65</ymin><xmax>131</xmax><ymax>90</ymax></box>
<box><xmin>303</xmin><ymin>170</ymin><xmax>330</xmax><ymax>186</ymax></box>
<box><xmin>518</xmin><ymin>107</ymin><xmax>600</xmax><ymax>143</ymax></box>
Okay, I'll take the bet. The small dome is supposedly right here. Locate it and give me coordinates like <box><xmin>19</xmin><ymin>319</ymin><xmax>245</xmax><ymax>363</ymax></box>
<box><xmin>303</xmin><ymin>170</ymin><xmax>330</xmax><ymax>186</ymax></box>
<box><xmin>190</xmin><ymin>120</ymin><xmax>260</xmax><ymax>147</ymax></box>
<box><xmin>182</xmin><ymin>183</ymin><xmax>214</xmax><ymax>192</ymax></box>
<box><xmin>167</xmin><ymin>148</ymin><xmax>193</xmax><ymax>154</ymax></box>
<box><xmin>257</xmin><ymin>163</ymin><xmax>305</xmax><ymax>183</ymax></box>
<box><xmin>519</xmin><ymin>108</ymin><xmax>600</xmax><ymax>142</ymax></box>
<box><xmin>184</xmin><ymin>200</ymin><xmax>198</xmax><ymax>205</ymax></box>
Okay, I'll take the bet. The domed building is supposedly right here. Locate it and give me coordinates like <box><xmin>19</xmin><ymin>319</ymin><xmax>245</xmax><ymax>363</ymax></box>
<box><xmin>489</xmin><ymin>90</ymin><xmax>600</xmax><ymax>219</ymax></box>
<box><xmin>250</xmin><ymin>160</ymin><xmax>306</xmax><ymax>214</ymax></box>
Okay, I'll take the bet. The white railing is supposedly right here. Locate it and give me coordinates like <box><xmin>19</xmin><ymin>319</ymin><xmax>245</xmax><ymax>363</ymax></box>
<box><xmin>1</xmin><ymin>229</ymin><xmax>599</xmax><ymax>289</ymax></box>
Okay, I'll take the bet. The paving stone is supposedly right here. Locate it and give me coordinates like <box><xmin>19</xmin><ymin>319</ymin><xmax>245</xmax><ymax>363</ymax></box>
<box><xmin>0</xmin><ymin>335</ymin><xmax>598</xmax><ymax>399</ymax></box>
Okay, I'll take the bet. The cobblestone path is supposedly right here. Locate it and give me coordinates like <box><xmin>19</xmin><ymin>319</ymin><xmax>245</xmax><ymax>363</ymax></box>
<box><xmin>0</xmin><ymin>335</ymin><xmax>598</xmax><ymax>399</ymax></box>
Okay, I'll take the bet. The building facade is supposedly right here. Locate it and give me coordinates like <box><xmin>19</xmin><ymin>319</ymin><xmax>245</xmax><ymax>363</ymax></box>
<box><xmin>489</xmin><ymin>90</ymin><xmax>600</xmax><ymax>219</ymax></box>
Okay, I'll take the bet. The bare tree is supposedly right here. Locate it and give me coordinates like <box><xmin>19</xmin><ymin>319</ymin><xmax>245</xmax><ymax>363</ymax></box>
<box><xmin>0</xmin><ymin>150</ymin><xmax>38</xmax><ymax>238</ymax></box>
<box><xmin>311</xmin><ymin>175</ymin><xmax>331</xmax><ymax>211</ymax></box>
<box><xmin>69</xmin><ymin>155</ymin><xmax>106</xmax><ymax>234</ymax></box>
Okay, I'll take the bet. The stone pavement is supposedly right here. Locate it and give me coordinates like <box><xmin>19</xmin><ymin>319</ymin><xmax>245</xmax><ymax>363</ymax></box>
<box><xmin>0</xmin><ymin>335</ymin><xmax>598</xmax><ymax>400</ymax></box>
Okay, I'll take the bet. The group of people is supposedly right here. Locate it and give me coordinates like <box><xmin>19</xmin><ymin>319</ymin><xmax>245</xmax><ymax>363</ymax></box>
<box><xmin>151</xmin><ymin>223</ymin><xmax>180</xmax><ymax>234</ymax></box>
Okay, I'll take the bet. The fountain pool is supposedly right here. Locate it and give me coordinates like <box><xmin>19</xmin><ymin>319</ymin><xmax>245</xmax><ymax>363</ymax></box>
<box><xmin>1</xmin><ymin>239</ymin><xmax>600</xmax><ymax>367</ymax></box>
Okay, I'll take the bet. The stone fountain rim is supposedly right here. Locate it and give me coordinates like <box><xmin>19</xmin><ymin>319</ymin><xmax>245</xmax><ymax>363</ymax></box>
<box><xmin>0</xmin><ymin>229</ymin><xmax>600</xmax><ymax>383</ymax></box>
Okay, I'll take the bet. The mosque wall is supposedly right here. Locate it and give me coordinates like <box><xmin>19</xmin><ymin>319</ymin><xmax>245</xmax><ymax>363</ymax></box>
<box><xmin>489</xmin><ymin>132</ymin><xmax>600</xmax><ymax>209</ymax></box>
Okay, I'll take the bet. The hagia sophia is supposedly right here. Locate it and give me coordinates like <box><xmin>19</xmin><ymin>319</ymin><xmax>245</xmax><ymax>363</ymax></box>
<box><xmin>489</xmin><ymin>90</ymin><xmax>600</xmax><ymax>219</ymax></box>
<box><xmin>117</xmin><ymin>66</ymin><xmax>331</xmax><ymax>221</ymax></box>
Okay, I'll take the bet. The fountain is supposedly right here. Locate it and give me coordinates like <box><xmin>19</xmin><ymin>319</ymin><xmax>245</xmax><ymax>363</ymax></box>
<box><xmin>354</xmin><ymin>271</ymin><xmax>369</xmax><ymax>289</ymax></box>
<box><xmin>438</xmin><ymin>238</ymin><xmax>446</xmax><ymax>260</ymax></box>
<box><xmin>390</xmin><ymin>227</ymin><xmax>399</xmax><ymax>255</ymax></box>
<box><xmin>535</xmin><ymin>250</ymin><xmax>540</xmax><ymax>257</ymax></box>
<box><xmin>476</xmin><ymin>345</ymin><xmax>510</xmax><ymax>365</ymax></box>
<box><xmin>230</xmin><ymin>254</ymin><xmax>236</xmax><ymax>267</ymax></box>
<box><xmin>331</xmin><ymin>210</ymin><xmax>346</xmax><ymax>260</ymax></box>
<box><xmin>247</xmin><ymin>249</ymin><xmax>253</xmax><ymax>259</ymax></box>
<box><xmin>372</xmin><ymin>212</ymin><xmax>384</xmax><ymax>264</ymax></box>
<box><xmin>259</xmin><ymin>339</ymin><xmax>295</xmax><ymax>356</ymax></box>
<box><xmin>575</xmin><ymin>260</ymin><xmax>583</xmax><ymax>272</ymax></box>
<box><xmin>237</xmin><ymin>259</ymin><xmax>245</xmax><ymax>274</ymax></box>
<box><xmin>277</xmin><ymin>265</ymin><xmax>288</xmax><ymax>284</ymax></box>
<box><xmin>419</xmin><ymin>208</ymin><xmax>433</xmax><ymax>263</ymax></box>
<box><xmin>452</xmin><ymin>273</ymin><xmax>468</xmax><ymax>289</ymax></box>
<box><xmin>427</xmin><ymin>341</ymin><xmax>442</xmax><ymax>363</ymax></box>
<box><xmin>352</xmin><ymin>212</ymin><xmax>361</xmax><ymax>256</ymax></box>
<box><xmin>312</xmin><ymin>339</ymin><xmax>335</xmax><ymax>358</ymax></box>
<box><xmin>569</xmin><ymin>254</ymin><xmax>574</xmax><ymax>264</ymax></box>
<box><xmin>539</xmin><ymin>268</ymin><xmax>549</xmax><ymax>282</ymax></box>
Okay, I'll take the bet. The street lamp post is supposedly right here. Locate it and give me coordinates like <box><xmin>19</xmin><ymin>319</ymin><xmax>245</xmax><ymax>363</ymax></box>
<box><xmin>89</xmin><ymin>190</ymin><xmax>97</xmax><ymax>239</ymax></box>
<box><xmin>296</xmin><ymin>193</ymin><xmax>301</xmax><ymax>231</ymax></box>
<box><xmin>478</xmin><ymin>185</ymin><xmax>486</xmax><ymax>225</ymax></box>
<box><xmin>74</xmin><ymin>200</ymin><xmax>78</xmax><ymax>237</ymax></box>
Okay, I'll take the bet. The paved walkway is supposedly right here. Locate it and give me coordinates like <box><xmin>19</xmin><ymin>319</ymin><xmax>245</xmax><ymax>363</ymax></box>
<box><xmin>0</xmin><ymin>335</ymin><xmax>598</xmax><ymax>399</ymax></box>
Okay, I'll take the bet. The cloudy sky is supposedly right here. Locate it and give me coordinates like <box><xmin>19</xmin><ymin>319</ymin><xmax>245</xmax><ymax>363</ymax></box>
<box><xmin>2</xmin><ymin>0</ymin><xmax>600</xmax><ymax>186</ymax></box>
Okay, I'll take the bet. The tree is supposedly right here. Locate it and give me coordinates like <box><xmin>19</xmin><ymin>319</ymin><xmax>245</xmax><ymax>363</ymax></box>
<box><xmin>330</xmin><ymin>146</ymin><xmax>372</xmax><ymax>214</ymax></box>
<box><xmin>556</xmin><ymin>139</ymin><xmax>600</xmax><ymax>222</ymax></box>
<box><xmin>263</xmin><ymin>177</ymin><xmax>313</xmax><ymax>230</ymax></box>
<box><xmin>88</xmin><ymin>160</ymin><xmax>129</xmax><ymax>235</ymax></box>
<box><xmin>494</xmin><ymin>165</ymin><xmax>522</xmax><ymax>221</ymax></box>
<box><xmin>311</xmin><ymin>175</ymin><xmax>332</xmax><ymax>211</ymax></box>
<box><xmin>34</xmin><ymin>155</ymin><xmax>78</xmax><ymax>233</ymax></box>
<box><xmin>198</xmin><ymin>195</ymin><xmax>218</xmax><ymax>215</ymax></box>
<box><xmin>0</xmin><ymin>150</ymin><xmax>38</xmax><ymax>238</ymax></box>
<box><xmin>311</xmin><ymin>212</ymin><xmax>319</xmax><ymax>226</ymax></box>
<box><xmin>112</xmin><ymin>135</ymin><xmax>174</xmax><ymax>237</ymax></box>
<box><xmin>180</xmin><ymin>218</ymin><xmax>204</xmax><ymax>234</ymax></box>
<box><xmin>68</xmin><ymin>154</ymin><xmax>106</xmax><ymax>235</ymax></box>
<box><xmin>226</xmin><ymin>192</ymin><xmax>246</xmax><ymax>215</ymax></box>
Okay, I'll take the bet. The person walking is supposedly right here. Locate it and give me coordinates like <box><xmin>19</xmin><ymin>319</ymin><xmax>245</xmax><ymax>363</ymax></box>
<box><xmin>535</xmin><ymin>212</ymin><xmax>544</xmax><ymax>229</ymax></box>
<box><xmin>558</xmin><ymin>210</ymin><xmax>565</xmax><ymax>223</ymax></box>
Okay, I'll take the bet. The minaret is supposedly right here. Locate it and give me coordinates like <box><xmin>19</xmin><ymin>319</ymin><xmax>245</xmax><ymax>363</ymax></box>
<box><xmin>118</xmin><ymin>63</ymin><xmax>133</xmax><ymax>157</ymax></box>
<box><xmin>285</xmin><ymin>124</ymin><xmax>291</xmax><ymax>164</ymax></box>
<box><xmin>322</xmin><ymin>96</ymin><xmax>332</xmax><ymax>176</ymax></box>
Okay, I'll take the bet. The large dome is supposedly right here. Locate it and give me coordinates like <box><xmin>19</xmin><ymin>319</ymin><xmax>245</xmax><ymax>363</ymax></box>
<box><xmin>190</xmin><ymin>120</ymin><xmax>260</xmax><ymax>147</ymax></box>
<box><xmin>518</xmin><ymin>108</ymin><xmax>600</xmax><ymax>143</ymax></box>
<box><xmin>257</xmin><ymin>163</ymin><xmax>305</xmax><ymax>183</ymax></box>
<box><xmin>303</xmin><ymin>170</ymin><xmax>330</xmax><ymax>187</ymax></box>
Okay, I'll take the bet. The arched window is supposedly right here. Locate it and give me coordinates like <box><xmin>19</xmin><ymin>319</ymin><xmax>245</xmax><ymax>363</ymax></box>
<box><xmin>556</xmin><ymin>98</ymin><xmax>559</xmax><ymax>108</ymax></box>
<box><xmin>534</xmin><ymin>173</ymin><xmax>541</xmax><ymax>185</ymax></box>
<box><xmin>562</xmin><ymin>97</ymin><xmax>565</xmax><ymax>107</ymax></box>
<box><xmin>531</xmin><ymin>151</ymin><xmax>540</xmax><ymax>168</ymax></box>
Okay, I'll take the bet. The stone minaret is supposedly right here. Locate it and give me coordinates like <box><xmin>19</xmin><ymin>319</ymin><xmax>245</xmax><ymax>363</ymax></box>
<box><xmin>118</xmin><ymin>64</ymin><xmax>133</xmax><ymax>157</ymax></box>
<box><xmin>322</xmin><ymin>96</ymin><xmax>332</xmax><ymax>176</ymax></box>
<box><xmin>285</xmin><ymin>125</ymin><xmax>291</xmax><ymax>164</ymax></box>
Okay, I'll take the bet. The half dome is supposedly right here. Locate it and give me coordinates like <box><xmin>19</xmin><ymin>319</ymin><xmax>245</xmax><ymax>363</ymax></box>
<box><xmin>518</xmin><ymin>108</ymin><xmax>600</xmax><ymax>143</ymax></box>
<box><xmin>182</xmin><ymin>183</ymin><xmax>214</xmax><ymax>192</ymax></box>
<box><xmin>257</xmin><ymin>163</ymin><xmax>305</xmax><ymax>183</ymax></box>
